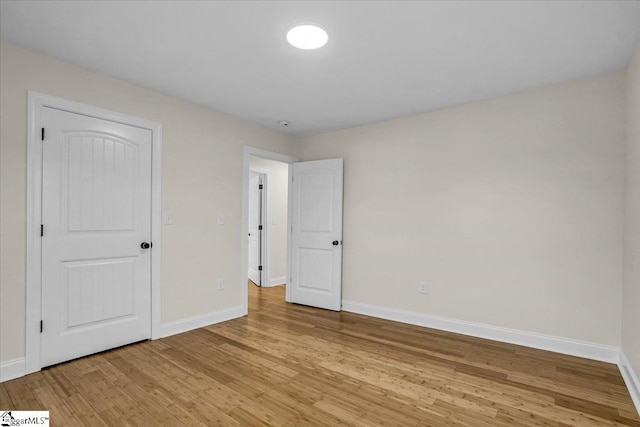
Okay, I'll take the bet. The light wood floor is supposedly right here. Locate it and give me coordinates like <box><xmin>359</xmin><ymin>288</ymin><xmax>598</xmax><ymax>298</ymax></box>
<box><xmin>2</xmin><ymin>284</ymin><xmax>639</xmax><ymax>426</ymax></box>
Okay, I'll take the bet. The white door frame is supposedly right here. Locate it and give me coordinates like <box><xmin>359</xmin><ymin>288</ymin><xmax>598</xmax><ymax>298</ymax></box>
<box><xmin>249</xmin><ymin>167</ymin><xmax>269</xmax><ymax>286</ymax></box>
<box><xmin>241</xmin><ymin>147</ymin><xmax>298</xmax><ymax>314</ymax></box>
<box><xmin>25</xmin><ymin>91</ymin><xmax>163</xmax><ymax>374</ymax></box>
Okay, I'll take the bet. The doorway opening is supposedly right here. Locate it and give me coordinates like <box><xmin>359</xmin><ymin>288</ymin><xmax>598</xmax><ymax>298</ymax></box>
<box><xmin>248</xmin><ymin>156</ymin><xmax>289</xmax><ymax>290</ymax></box>
<box><xmin>241</xmin><ymin>147</ymin><xmax>298</xmax><ymax>315</ymax></box>
<box><xmin>241</xmin><ymin>147</ymin><xmax>344</xmax><ymax>315</ymax></box>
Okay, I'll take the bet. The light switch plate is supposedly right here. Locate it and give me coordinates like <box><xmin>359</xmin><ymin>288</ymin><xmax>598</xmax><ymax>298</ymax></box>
<box><xmin>217</xmin><ymin>213</ymin><xmax>225</xmax><ymax>225</ymax></box>
<box><xmin>163</xmin><ymin>211</ymin><xmax>173</xmax><ymax>225</ymax></box>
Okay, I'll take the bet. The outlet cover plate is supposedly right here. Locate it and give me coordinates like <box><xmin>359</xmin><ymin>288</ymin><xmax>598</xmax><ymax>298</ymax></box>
<box><xmin>419</xmin><ymin>281</ymin><xmax>427</xmax><ymax>294</ymax></box>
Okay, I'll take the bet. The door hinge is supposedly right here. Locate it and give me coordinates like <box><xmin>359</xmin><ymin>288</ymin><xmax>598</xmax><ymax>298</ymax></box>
<box><xmin>40</xmin><ymin>320</ymin><xmax>43</xmax><ymax>333</ymax></box>
<box><xmin>40</xmin><ymin>224</ymin><xmax>44</xmax><ymax>236</ymax></box>
<box><xmin>259</xmin><ymin>184</ymin><xmax>263</xmax><ymax>190</ymax></box>
<box><xmin>258</xmin><ymin>265</ymin><xmax>262</xmax><ymax>271</ymax></box>
<box><xmin>41</xmin><ymin>128</ymin><xmax>45</xmax><ymax>141</ymax></box>
<box><xmin>258</xmin><ymin>225</ymin><xmax>263</xmax><ymax>230</ymax></box>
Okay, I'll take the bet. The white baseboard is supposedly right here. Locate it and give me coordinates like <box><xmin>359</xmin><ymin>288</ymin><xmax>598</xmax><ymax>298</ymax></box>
<box><xmin>341</xmin><ymin>300</ymin><xmax>619</xmax><ymax>364</ymax></box>
<box><xmin>160</xmin><ymin>305</ymin><xmax>244</xmax><ymax>338</ymax></box>
<box><xmin>619</xmin><ymin>350</ymin><xmax>640</xmax><ymax>415</ymax></box>
<box><xmin>266</xmin><ymin>276</ymin><xmax>286</xmax><ymax>287</ymax></box>
<box><xmin>1</xmin><ymin>357</ymin><xmax>25</xmax><ymax>383</ymax></box>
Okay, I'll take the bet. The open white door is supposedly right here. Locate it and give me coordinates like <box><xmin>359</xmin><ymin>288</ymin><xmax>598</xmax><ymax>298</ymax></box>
<box><xmin>288</xmin><ymin>158</ymin><xmax>343</xmax><ymax>311</ymax></box>
<box><xmin>248</xmin><ymin>173</ymin><xmax>262</xmax><ymax>285</ymax></box>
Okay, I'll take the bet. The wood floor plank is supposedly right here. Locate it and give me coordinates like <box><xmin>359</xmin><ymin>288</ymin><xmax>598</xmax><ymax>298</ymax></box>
<box><xmin>2</xmin><ymin>283</ymin><xmax>639</xmax><ymax>426</ymax></box>
<box><xmin>0</xmin><ymin>382</ymin><xmax>14</xmax><ymax>407</ymax></box>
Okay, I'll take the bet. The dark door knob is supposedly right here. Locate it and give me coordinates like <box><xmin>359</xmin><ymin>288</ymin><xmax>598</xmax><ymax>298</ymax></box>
<box><xmin>141</xmin><ymin>242</ymin><xmax>151</xmax><ymax>249</ymax></box>
<box><xmin>332</xmin><ymin>240</ymin><xmax>339</xmax><ymax>246</ymax></box>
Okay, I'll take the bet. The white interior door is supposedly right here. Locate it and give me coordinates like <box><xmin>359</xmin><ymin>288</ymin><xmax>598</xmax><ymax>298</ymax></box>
<box><xmin>289</xmin><ymin>158</ymin><xmax>343</xmax><ymax>311</ymax></box>
<box><xmin>248</xmin><ymin>173</ymin><xmax>262</xmax><ymax>285</ymax></box>
<box><xmin>41</xmin><ymin>107</ymin><xmax>152</xmax><ymax>367</ymax></box>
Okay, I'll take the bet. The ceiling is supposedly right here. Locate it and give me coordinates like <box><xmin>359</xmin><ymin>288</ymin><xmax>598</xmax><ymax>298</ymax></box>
<box><xmin>1</xmin><ymin>1</ymin><xmax>639</xmax><ymax>137</ymax></box>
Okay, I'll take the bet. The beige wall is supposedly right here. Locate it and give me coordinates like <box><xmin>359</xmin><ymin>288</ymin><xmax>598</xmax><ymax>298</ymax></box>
<box><xmin>0</xmin><ymin>41</ymin><xmax>298</xmax><ymax>363</ymax></box>
<box><xmin>249</xmin><ymin>157</ymin><xmax>289</xmax><ymax>284</ymax></box>
<box><xmin>623</xmin><ymin>42</ymin><xmax>640</xmax><ymax>376</ymax></box>
<box><xmin>300</xmin><ymin>72</ymin><xmax>626</xmax><ymax>346</ymax></box>
<box><xmin>0</xmin><ymin>38</ymin><xmax>632</xmax><ymax>366</ymax></box>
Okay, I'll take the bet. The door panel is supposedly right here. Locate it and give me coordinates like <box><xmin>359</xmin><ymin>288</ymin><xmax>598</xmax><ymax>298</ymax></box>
<box><xmin>298</xmin><ymin>172</ymin><xmax>333</xmax><ymax>232</ymax></box>
<box><xmin>289</xmin><ymin>159</ymin><xmax>343</xmax><ymax>311</ymax></box>
<box><xmin>298</xmin><ymin>249</ymin><xmax>333</xmax><ymax>292</ymax></box>
<box><xmin>41</xmin><ymin>107</ymin><xmax>152</xmax><ymax>367</ymax></box>
<box><xmin>63</xmin><ymin>257</ymin><xmax>136</xmax><ymax>328</ymax></box>
<box><xmin>65</xmin><ymin>134</ymin><xmax>137</xmax><ymax>232</ymax></box>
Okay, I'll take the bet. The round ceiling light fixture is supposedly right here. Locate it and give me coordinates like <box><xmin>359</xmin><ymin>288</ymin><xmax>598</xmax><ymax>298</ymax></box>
<box><xmin>286</xmin><ymin>24</ymin><xmax>328</xmax><ymax>50</ymax></box>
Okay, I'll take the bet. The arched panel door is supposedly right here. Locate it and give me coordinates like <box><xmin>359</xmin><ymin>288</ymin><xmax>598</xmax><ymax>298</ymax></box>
<box><xmin>41</xmin><ymin>107</ymin><xmax>152</xmax><ymax>367</ymax></box>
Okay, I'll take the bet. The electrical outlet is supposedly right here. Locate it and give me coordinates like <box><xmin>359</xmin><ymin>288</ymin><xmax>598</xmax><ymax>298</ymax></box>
<box><xmin>217</xmin><ymin>278</ymin><xmax>224</xmax><ymax>290</ymax></box>
<box><xmin>418</xmin><ymin>281</ymin><xmax>427</xmax><ymax>294</ymax></box>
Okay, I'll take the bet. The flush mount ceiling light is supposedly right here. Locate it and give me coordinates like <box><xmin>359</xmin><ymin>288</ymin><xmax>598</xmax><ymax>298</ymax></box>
<box><xmin>286</xmin><ymin>24</ymin><xmax>328</xmax><ymax>50</ymax></box>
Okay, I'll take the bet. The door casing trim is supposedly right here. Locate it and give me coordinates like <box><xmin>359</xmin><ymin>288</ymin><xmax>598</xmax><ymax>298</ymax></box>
<box><xmin>26</xmin><ymin>91</ymin><xmax>163</xmax><ymax>374</ymax></box>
